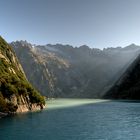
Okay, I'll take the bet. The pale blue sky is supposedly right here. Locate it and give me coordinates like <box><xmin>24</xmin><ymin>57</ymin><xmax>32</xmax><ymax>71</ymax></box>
<box><xmin>0</xmin><ymin>0</ymin><xmax>140</xmax><ymax>48</ymax></box>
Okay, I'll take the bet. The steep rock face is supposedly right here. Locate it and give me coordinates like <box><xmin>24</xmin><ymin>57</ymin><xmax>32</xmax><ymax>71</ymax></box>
<box><xmin>11</xmin><ymin>41</ymin><xmax>140</xmax><ymax>98</ymax></box>
<box><xmin>104</xmin><ymin>54</ymin><xmax>140</xmax><ymax>99</ymax></box>
<box><xmin>9</xmin><ymin>94</ymin><xmax>44</xmax><ymax>112</ymax></box>
<box><xmin>0</xmin><ymin>37</ymin><xmax>45</xmax><ymax>114</ymax></box>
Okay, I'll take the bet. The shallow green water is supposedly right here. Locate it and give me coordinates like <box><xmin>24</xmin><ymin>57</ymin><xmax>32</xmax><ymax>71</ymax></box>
<box><xmin>46</xmin><ymin>98</ymin><xmax>108</xmax><ymax>109</ymax></box>
<box><xmin>1</xmin><ymin>99</ymin><xmax>140</xmax><ymax>140</ymax></box>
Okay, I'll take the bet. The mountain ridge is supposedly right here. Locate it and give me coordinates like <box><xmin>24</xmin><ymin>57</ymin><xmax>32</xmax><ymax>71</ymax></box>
<box><xmin>11</xmin><ymin>40</ymin><xmax>140</xmax><ymax>51</ymax></box>
<box><xmin>11</xmin><ymin>40</ymin><xmax>140</xmax><ymax>98</ymax></box>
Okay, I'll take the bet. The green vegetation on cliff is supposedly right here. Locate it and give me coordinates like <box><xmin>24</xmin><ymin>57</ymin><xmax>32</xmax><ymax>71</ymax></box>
<box><xmin>0</xmin><ymin>36</ymin><xmax>45</xmax><ymax>113</ymax></box>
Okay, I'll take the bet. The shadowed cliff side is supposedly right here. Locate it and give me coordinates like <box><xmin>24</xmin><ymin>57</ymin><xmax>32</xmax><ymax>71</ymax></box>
<box><xmin>104</xmin><ymin>54</ymin><xmax>140</xmax><ymax>99</ymax></box>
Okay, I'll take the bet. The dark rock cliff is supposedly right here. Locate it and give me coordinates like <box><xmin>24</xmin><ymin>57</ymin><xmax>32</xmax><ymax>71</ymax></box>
<box><xmin>104</xmin><ymin>54</ymin><xmax>140</xmax><ymax>99</ymax></box>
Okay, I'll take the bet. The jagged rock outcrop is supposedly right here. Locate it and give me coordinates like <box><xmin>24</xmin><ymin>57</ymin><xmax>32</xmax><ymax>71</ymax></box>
<box><xmin>11</xmin><ymin>41</ymin><xmax>140</xmax><ymax>98</ymax></box>
<box><xmin>0</xmin><ymin>36</ymin><xmax>45</xmax><ymax>115</ymax></box>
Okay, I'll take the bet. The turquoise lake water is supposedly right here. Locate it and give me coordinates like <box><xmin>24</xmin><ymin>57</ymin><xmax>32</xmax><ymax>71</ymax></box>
<box><xmin>1</xmin><ymin>99</ymin><xmax>140</xmax><ymax>140</ymax></box>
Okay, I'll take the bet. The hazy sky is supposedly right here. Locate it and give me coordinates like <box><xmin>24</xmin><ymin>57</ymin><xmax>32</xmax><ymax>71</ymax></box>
<box><xmin>0</xmin><ymin>0</ymin><xmax>140</xmax><ymax>49</ymax></box>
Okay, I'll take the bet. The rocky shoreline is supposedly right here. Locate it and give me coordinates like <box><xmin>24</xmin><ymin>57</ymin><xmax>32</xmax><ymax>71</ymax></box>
<box><xmin>0</xmin><ymin>104</ymin><xmax>46</xmax><ymax>118</ymax></box>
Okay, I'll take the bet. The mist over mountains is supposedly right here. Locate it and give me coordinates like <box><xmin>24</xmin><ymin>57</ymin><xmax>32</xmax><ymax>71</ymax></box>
<box><xmin>10</xmin><ymin>41</ymin><xmax>140</xmax><ymax>98</ymax></box>
<box><xmin>104</xmin><ymin>53</ymin><xmax>140</xmax><ymax>99</ymax></box>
